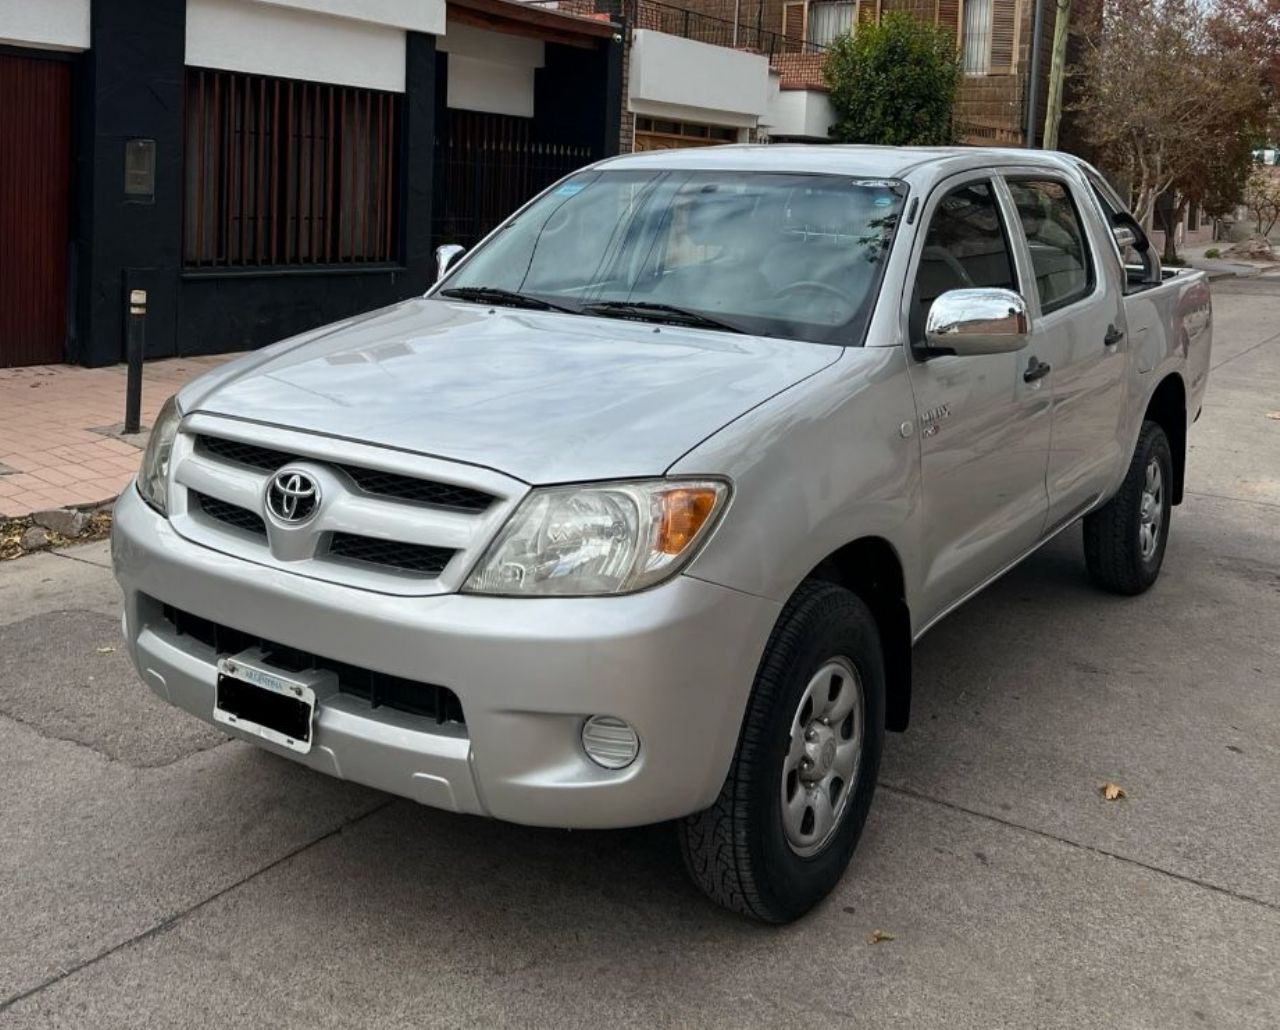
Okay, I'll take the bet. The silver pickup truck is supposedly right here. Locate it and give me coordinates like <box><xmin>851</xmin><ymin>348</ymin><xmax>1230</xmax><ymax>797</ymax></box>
<box><xmin>113</xmin><ymin>146</ymin><xmax>1211</xmax><ymax>922</ymax></box>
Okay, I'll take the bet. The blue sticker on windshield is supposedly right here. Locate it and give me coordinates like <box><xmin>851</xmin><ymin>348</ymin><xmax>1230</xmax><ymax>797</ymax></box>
<box><xmin>555</xmin><ymin>183</ymin><xmax>586</xmax><ymax>197</ymax></box>
<box><xmin>873</xmin><ymin>195</ymin><xmax>893</xmax><ymax>207</ymax></box>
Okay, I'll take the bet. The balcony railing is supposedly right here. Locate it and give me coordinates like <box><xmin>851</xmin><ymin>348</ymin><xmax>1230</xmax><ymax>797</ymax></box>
<box><xmin>524</xmin><ymin>0</ymin><xmax>829</xmax><ymax>58</ymax></box>
<box><xmin>636</xmin><ymin>0</ymin><xmax>827</xmax><ymax>57</ymax></box>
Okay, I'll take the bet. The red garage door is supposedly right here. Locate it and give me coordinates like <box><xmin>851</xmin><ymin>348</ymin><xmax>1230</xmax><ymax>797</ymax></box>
<box><xmin>0</xmin><ymin>54</ymin><xmax>72</xmax><ymax>367</ymax></box>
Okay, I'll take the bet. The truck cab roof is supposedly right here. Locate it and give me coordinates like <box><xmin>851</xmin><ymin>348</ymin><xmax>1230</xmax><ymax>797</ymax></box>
<box><xmin>597</xmin><ymin>144</ymin><xmax>1089</xmax><ymax>185</ymax></box>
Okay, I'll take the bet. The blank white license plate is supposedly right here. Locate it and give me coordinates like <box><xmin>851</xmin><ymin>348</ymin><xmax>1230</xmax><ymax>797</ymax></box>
<box><xmin>214</xmin><ymin>651</ymin><xmax>336</xmax><ymax>755</ymax></box>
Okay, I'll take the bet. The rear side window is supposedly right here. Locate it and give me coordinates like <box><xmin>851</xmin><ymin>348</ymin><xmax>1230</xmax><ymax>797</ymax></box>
<box><xmin>910</xmin><ymin>179</ymin><xmax>1017</xmax><ymax>343</ymax></box>
<box><xmin>1006</xmin><ymin>178</ymin><xmax>1094</xmax><ymax>314</ymax></box>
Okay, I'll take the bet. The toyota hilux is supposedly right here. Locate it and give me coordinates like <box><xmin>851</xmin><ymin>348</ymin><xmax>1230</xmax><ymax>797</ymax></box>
<box><xmin>113</xmin><ymin>146</ymin><xmax>1212</xmax><ymax>922</ymax></box>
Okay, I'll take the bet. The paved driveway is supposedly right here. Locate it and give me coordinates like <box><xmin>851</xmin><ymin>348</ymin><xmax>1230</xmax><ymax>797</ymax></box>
<box><xmin>2</xmin><ymin>281</ymin><xmax>1278</xmax><ymax>1028</ymax></box>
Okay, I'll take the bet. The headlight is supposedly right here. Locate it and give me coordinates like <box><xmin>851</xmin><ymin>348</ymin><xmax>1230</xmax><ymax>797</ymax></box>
<box><xmin>136</xmin><ymin>395</ymin><xmax>182</xmax><ymax>515</ymax></box>
<box><xmin>464</xmin><ymin>479</ymin><xmax>729</xmax><ymax>596</ymax></box>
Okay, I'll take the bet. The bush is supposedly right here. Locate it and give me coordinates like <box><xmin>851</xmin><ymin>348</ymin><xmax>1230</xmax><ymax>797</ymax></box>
<box><xmin>1204</xmin><ymin>247</ymin><xmax>1221</xmax><ymax>258</ymax></box>
<box><xmin>823</xmin><ymin>13</ymin><xmax>961</xmax><ymax>146</ymax></box>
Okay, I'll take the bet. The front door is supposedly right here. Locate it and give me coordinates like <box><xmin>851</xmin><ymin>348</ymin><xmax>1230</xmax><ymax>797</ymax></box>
<box><xmin>903</xmin><ymin>176</ymin><xmax>1053</xmax><ymax>623</ymax></box>
<box><xmin>0</xmin><ymin>53</ymin><xmax>72</xmax><ymax>367</ymax></box>
<box><xmin>1002</xmin><ymin>174</ymin><xmax>1129</xmax><ymax>525</ymax></box>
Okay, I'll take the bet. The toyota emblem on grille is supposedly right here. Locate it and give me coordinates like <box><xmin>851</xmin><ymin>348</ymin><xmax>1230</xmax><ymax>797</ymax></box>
<box><xmin>266</xmin><ymin>469</ymin><xmax>320</xmax><ymax>524</ymax></box>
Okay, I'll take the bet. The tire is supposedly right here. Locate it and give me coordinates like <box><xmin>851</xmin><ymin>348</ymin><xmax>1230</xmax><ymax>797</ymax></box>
<box><xmin>1083</xmin><ymin>420</ymin><xmax>1173</xmax><ymax>596</ymax></box>
<box><xmin>678</xmin><ymin>581</ymin><xmax>885</xmax><ymax>923</ymax></box>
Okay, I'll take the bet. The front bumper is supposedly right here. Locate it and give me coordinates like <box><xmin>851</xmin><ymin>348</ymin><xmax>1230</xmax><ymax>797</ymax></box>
<box><xmin>112</xmin><ymin>484</ymin><xmax>780</xmax><ymax>828</ymax></box>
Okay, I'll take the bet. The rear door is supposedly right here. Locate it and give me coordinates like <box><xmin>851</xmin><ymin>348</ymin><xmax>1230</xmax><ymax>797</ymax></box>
<box><xmin>903</xmin><ymin>175</ymin><xmax>1052</xmax><ymax>623</ymax></box>
<box><xmin>1001</xmin><ymin>174</ymin><xmax>1128</xmax><ymax>526</ymax></box>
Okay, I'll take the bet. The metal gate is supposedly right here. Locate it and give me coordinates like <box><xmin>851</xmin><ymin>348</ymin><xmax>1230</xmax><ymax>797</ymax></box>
<box><xmin>0</xmin><ymin>53</ymin><xmax>72</xmax><ymax>367</ymax></box>
<box><xmin>432</xmin><ymin>109</ymin><xmax>593</xmax><ymax>250</ymax></box>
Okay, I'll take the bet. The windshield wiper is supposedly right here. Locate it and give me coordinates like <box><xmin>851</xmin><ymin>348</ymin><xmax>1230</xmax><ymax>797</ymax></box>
<box><xmin>582</xmin><ymin>300</ymin><xmax>746</xmax><ymax>334</ymax></box>
<box><xmin>439</xmin><ymin>286</ymin><xmax>580</xmax><ymax>314</ymax></box>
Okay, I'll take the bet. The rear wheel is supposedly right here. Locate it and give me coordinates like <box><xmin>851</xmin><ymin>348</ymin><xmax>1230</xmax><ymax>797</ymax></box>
<box><xmin>1083</xmin><ymin>421</ymin><xmax>1173</xmax><ymax>595</ymax></box>
<box><xmin>678</xmin><ymin>581</ymin><xmax>885</xmax><ymax>923</ymax></box>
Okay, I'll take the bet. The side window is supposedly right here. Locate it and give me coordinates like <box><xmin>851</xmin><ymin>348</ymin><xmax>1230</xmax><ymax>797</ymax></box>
<box><xmin>910</xmin><ymin>180</ymin><xmax>1017</xmax><ymax>343</ymax></box>
<box><xmin>1006</xmin><ymin>178</ymin><xmax>1094</xmax><ymax>314</ymax></box>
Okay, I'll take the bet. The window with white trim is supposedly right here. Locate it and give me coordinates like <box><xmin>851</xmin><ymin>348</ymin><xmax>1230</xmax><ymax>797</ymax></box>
<box><xmin>962</xmin><ymin>0</ymin><xmax>1019</xmax><ymax>75</ymax></box>
<box><xmin>963</xmin><ymin>0</ymin><xmax>992</xmax><ymax>74</ymax></box>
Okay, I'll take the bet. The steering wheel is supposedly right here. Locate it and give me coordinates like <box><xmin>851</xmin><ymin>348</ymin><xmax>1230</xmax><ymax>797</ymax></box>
<box><xmin>922</xmin><ymin>246</ymin><xmax>974</xmax><ymax>288</ymax></box>
<box><xmin>775</xmin><ymin>280</ymin><xmax>847</xmax><ymax>303</ymax></box>
<box><xmin>772</xmin><ymin>280</ymin><xmax>857</xmax><ymax>322</ymax></box>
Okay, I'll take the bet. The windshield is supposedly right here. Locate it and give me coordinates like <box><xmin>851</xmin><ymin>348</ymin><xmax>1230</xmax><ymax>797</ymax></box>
<box><xmin>437</xmin><ymin>169</ymin><xmax>906</xmax><ymax>346</ymax></box>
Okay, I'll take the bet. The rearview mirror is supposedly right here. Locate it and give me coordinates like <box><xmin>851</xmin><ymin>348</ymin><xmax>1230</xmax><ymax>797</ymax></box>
<box><xmin>435</xmin><ymin>244</ymin><xmax>466</xmax><ymax>283</ymax></box>
<box><xmin>924</xmin><ymin>288</ymin><xmax>1031</xmax><ymax>357</ymax></box>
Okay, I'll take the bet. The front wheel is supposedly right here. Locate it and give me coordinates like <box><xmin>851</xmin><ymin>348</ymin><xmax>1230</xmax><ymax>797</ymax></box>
<box><xmin>678</xmin><ymin>581</ymin><xmax>885</xmax><ymax>923</ymax></box>
<box><xmin>1083</xmin><ymin>421</ymin><xmax>1173</xmax><ymax>595</ymax></box>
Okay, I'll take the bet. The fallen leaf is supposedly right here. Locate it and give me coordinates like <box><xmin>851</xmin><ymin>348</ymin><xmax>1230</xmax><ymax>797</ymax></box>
<box><xmin>1100</xmin><ymin>782</ymin><xmax>1126</xmax><ymax>801</ymax></box>
<box><xmin>866</xmin><ymin>928</ymin><xmax>895</xmax><ymax>944</ymax></box>
<box><xmin>96</xmin><ymin>646</ymin><xmax>116</xmax><ymax>654</ymax></box>
<box><xmin>1266</xmin><ymin>412</ymin><xmax>1280</xmax><ymax>421</ymax></box>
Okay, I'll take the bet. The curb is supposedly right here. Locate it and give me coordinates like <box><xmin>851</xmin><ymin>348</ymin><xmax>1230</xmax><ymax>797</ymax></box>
<box><xmin>1</xmin><ymin>500</ymin><xmax>116</xmax><ymax>561</ymax></box>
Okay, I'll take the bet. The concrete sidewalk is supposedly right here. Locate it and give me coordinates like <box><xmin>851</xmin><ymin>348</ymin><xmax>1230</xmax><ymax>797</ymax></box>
<box><xmin>1182</xmin><ymin>240</ymin><xmax>1280</xmax><ymax>281</ymax></box>
<box><xmin>0</xmin><ymin>357</ymin><xmax>230</xmax><ymax>517</ymax></box>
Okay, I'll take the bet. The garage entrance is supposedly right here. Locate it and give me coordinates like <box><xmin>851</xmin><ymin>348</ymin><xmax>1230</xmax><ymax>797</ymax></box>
<box><xmin>0</xmin><ymin>52</ymin><xmax>73</xmax><ymax>367</ymax></box>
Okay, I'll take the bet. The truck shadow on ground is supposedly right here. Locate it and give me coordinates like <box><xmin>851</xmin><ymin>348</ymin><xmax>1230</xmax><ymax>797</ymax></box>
<box><xmin>243</xmin><ymin>530</ymin><xmax>1101</xmax><ymax>937</ymax></box>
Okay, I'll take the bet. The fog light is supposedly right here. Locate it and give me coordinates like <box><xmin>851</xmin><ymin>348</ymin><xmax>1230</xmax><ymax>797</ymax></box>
<box><xmin>581</xmin><ymin>715</ymin><xmax>639</xmax><ymax>770</ymax></box>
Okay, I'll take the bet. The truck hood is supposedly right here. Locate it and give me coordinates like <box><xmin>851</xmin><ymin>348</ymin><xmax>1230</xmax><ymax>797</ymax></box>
<box><xmin>183</xmin><ymin>298</ymin><xmax>841</xmax><ymax>484</ymax></box>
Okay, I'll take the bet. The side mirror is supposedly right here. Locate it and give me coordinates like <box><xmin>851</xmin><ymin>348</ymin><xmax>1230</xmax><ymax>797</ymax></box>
<box><xmin>1109</xmin><ymin>212</ymin><xmax>1162</xmax><ymax>285</ymax></box>
<box><xmin>924</xmin><ymin>288</ymin><xmax>1031</xmax><ymax>357</ymax></box>
<box><xmin>1112</xmin><ymin>225</ymin><xmax>1138</xmax><ymax>250</ymax></box>
<box><xmin>435</xmin><ymin>244</ymin><xmax>465</xmax><ymax>283</ymax></box>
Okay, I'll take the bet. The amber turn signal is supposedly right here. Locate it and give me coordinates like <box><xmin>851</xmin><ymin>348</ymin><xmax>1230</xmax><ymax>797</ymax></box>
<box><xmin>656</xmin><ymin>487</ymin><xmax>720</xmax><ymax>555</ymax></box>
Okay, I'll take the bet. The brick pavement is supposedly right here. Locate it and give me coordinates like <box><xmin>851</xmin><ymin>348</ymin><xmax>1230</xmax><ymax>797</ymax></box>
<box><xmin>0</xmin><ymin>356</ymin><xmax>232</xmax><ymax>516</ymax></box>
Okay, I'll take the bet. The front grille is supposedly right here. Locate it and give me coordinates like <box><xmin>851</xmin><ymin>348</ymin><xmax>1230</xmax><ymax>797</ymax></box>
<box><xmin>191</xmin><ymin>493</ymin><xmax>454</xmax><ymax>578</ymax></box>
<box><xmin>328</xmin><ymin>533</ymin><xmax>455</xmax><ymax>575</ymax></box>
<box><xmin>194</xmin><ymin>492</ymin><xmax>267</xmax><ymax>536</ymax></box>
<box><xmin>197</xmin><ymin>436</ymin><xmax>286</xmax><ymax>472</ymax></box>
<box><xmin>196</xmin><ymin>434</ymin><xmax>494</xmax><ymax>513</ymax></box>
<box><xmin>339</xmin><ymin>465</ymin><xmax>494</xmax><ymax>511</ymax></box>
<box><xmin>160</xmin><ymin>601</ymin><xmax>466</xmax><ymax>726</ymax></box>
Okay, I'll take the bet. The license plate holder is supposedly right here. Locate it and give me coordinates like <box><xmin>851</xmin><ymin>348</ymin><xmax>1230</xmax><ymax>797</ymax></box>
<box><xmin>214</xmin><ymin>649</ymin><xmax>338</xmax><ymax>755</ymax></box>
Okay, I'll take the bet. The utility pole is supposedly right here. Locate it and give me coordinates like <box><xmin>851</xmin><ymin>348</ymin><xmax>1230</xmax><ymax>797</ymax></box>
<box><xmin>1024</xmin><ymin>0</ymin><xmax>1047</xmax><ymax>147</ymax></box>
<box><xmin>1042</xmin><ymin>0</ymin><xmax>1071</xmax><ymax>150</ymax></box>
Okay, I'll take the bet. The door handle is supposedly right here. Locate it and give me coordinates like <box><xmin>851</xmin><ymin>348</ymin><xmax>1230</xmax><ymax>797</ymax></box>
<box><xmin>1023</xmin><ymin>357</ymin><xmax>1051</xmax><ymax>383</ymax></box>
<box><xmin>1104</xmin><ymin>325</ymin><xmax>1125</xmax><ymax>348</ymax></box>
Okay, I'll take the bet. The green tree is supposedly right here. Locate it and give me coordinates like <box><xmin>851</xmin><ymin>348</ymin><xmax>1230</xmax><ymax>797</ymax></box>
<box><xmin>822</xmin><ymin>13</ymin><xmax>961</xmax><ymax>146</ymax></box>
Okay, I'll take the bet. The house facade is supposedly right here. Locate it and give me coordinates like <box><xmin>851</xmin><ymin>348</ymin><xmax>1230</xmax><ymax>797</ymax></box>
<box><xmin>573</xmin><ymin>0</ymin><xmax>1078</xmax><ymax>154</ymax></box>
<box><xmin>693</xmin><ymin>0</ymin><xmax>1059</xmax><ymax>146</ymax></box>
<box><xmin>0</xmin><ymin>0</ymin><xmax>620</xmax><ymax>368</ymax></box>
<box><xmin>553</xmin><ymin>0</ymin><xmax>837</xmax><ymax>152</ymax></box>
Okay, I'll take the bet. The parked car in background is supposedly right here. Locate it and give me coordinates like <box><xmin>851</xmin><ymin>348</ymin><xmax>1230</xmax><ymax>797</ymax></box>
<box><xmin>113</xmin><ymin>146</ymin><xmax>1211</xmax><ymax>922</ymax></box>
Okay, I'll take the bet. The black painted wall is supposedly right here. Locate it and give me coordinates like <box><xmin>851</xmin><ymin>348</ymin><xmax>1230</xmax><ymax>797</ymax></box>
<box><xmin>67</xmin><ymin>14</ymin><xmax>621</xmax><ymax>367</ymax></box>
<box><xmin>176</xmin><ymin>34</ymin><xmax>437</xmax><ymax>357</ymax></box>
<box><xmin>72</xmin><ymin>15</ymin><xmax>438</xmax><ymax>366</ymax></box>
<box><xmin>533</xmin><ymin>39</ymin><xmax>623</xmax><ymax>159</ymax></box>
<box><xmin>74</xmin><ymin>0</ymin><xmax>185</xmax><ymax>366</ymax></box>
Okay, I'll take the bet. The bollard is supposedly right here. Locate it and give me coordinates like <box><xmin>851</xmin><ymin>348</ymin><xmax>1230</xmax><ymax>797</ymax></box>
<box><xmin>124</xmin><ymin>289</ymin><xmax>146</xmax><ymax>435</ymax></box>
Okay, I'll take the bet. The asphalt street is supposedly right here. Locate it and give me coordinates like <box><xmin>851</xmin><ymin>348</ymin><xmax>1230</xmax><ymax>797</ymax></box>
<box><xmin>1</xmin><ymin>279</ymin><xmax>1278</xmax><ymax>1028</ymax></box>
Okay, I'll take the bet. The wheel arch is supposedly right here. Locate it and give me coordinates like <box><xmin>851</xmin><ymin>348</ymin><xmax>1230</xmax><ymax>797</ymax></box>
<box><xmin>806</xmin><ymin>536</ymin><xmax>912</xmax><ymax>733</ymax></box>
<box><xmin>1144</xmin><ymin>372</ymin><xmax>1187</xmax><ymax>505</ymax></box>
